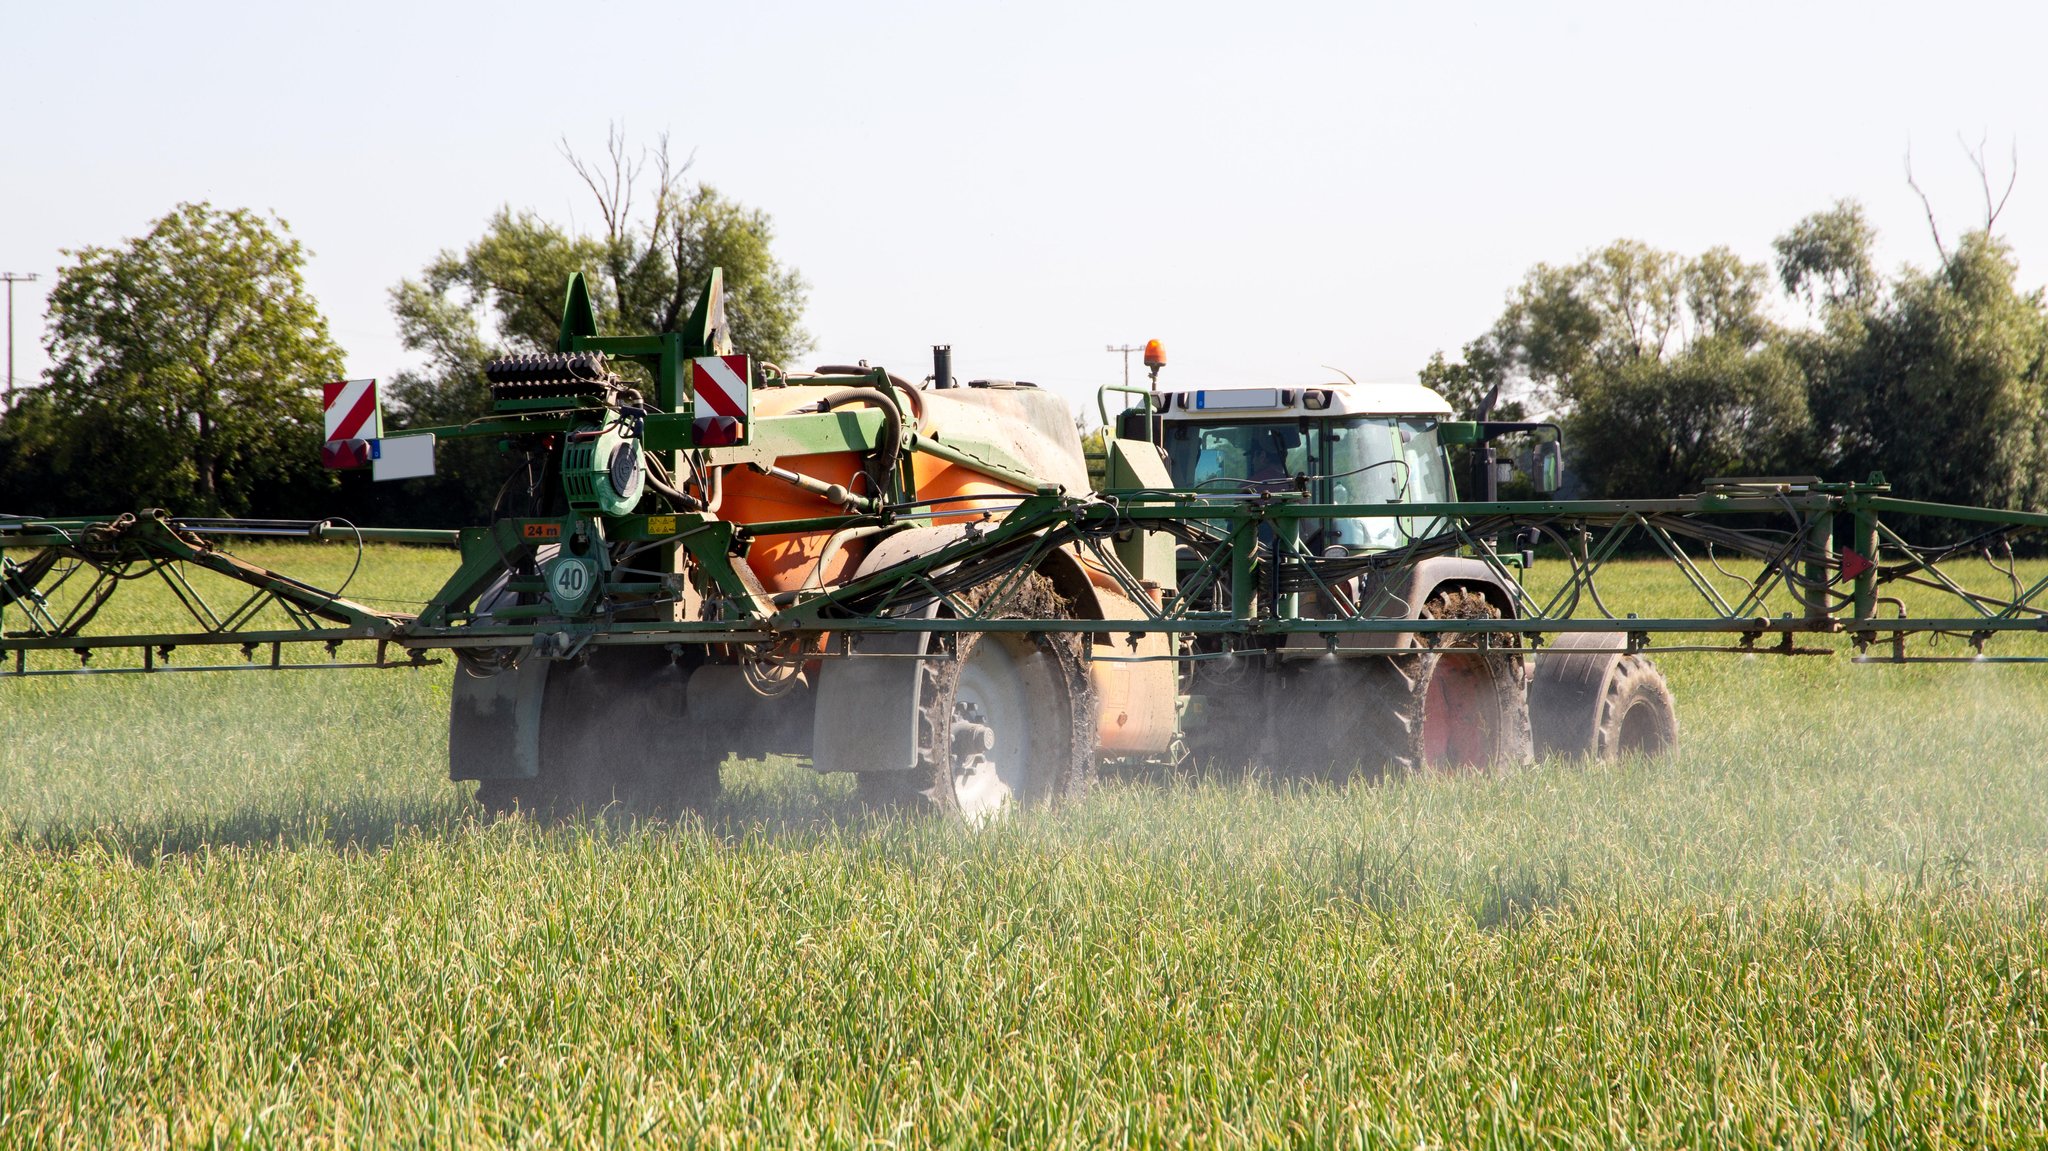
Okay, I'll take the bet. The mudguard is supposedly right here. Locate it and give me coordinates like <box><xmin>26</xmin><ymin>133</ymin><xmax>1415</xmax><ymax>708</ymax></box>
<box><xmin>1292</xmin><ymin>555</ymin><xmax>1523</xmax><ymax>653</ymax></box>
<box><xmin>809</xmin><ymin>525</ymin><xmax>969</xmax><ymax>775</ymax></box>
<box><xmin>448</xmin><ymin>657</ymin><xmax>550</xmax><ymax>780</ymax></box>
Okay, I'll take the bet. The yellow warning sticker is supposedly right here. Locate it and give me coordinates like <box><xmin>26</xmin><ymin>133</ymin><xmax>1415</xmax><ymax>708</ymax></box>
<box><xmin>647</xmin><ymin>514</ymin><xmax>678</xmax><ymax>536</ymax></box>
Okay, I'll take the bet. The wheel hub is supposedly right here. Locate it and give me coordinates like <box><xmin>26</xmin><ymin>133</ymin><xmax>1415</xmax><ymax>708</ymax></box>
<box><xmin>948</xmin><ymin>638</ymin><xmax>1038</xmax><ymax>824</ymax></box>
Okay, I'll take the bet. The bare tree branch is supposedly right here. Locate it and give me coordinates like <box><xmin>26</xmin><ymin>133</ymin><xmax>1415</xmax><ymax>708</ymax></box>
<box><xmin>1954</xmin><ymin>132</ymin><xmax>2020</xmax><ymax>234</ymax></box>
<box><xmin>559</xmin><ymin>124</ymin><xmax>712</xmax><ymax>334</ymax></box>
<box><xmin>1905</xmin><ymin>146</ymin><xmax>1949</xmax><ymax>263</ymax></box>
<box><xmin>559</xmin><ymin>123</ymin><xmax>643</xmax><ymax>245</ymax></box>
<box><xmin>1996</xmin><ymin>140</ymin><xmax>2019</xmax><ymax>231</ymax></box>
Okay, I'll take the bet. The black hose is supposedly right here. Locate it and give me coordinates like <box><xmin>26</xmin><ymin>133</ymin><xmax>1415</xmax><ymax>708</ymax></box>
<box><xmin>645</xmin><ymin>469</ymin><xmax>705</xmax><ymax>512</ymax></box>
<box><xmin>813</xmin><ymin>366</ymin><xmax>917</xmax><ymax>392</ymax></box>
<box><xmin>817</xmin><ymin>387</ymin><xmax>907</xmax><ymax>498</ymax></box>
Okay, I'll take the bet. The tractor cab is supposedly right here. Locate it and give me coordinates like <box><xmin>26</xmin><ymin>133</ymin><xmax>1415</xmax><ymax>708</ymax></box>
<box><xmin>1153</xmin><ymin>384</ymin><xmax>1459</xmax><ymax>553</ymax></box>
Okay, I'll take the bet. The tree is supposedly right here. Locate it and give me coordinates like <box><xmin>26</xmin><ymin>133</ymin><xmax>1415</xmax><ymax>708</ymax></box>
<box><xmin>1773</xmin><ymin>200</ymin><xmax>1878</xmax><ymax>311</ymax></box>
<box><xmin>1564</xmin><ymin>338</ymin><xmax>1808</xmax><ymax>497</ymax></box>
<box><xmin>381</xmin><ymin>129</ymin><xmax>812</xmax><ymax>523</ymax></box>
<box><xmin>1775</xmin><ymin>165</ymin><xmax>2048</xmax><ymax>515</ymax></box>
<box><xmin>1417</xmin><ymin>338</ymin><xmax>1520</xmax><ymax>420</ymax></box>
<box><xmin>1427</xmin><ymin>239</ymin><xmax>1806</xmax><ymax>496</ymax></box>
<box><xmin>1806</xmin><ymin>230</ymin><xmax>2048</xmax><ymax>511</ymax></box>
<box><xmin>565</xmin><ymin>131</ymin><xmax>811</xmax><ymax>364</ymax></box>
<box><xmin>394</xmin><ymin>129</ymin><xmax>810</xmax><ymax>363</ymax></box>
<box><xmin>0</xmin><ymin>203</ymin><xmax>342</xmax><ymax>516</ymax></box>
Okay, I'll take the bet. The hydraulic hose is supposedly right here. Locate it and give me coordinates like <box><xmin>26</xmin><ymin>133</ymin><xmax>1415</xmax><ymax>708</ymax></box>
<box><xmin>644</xmin><ymin>469</ymin><xmax>705</xmax><ymax>512</ymax></box>
<box><xmin>816</xmin><ymin>387</ymin><xmax>908</xmax><ymax>499</ymax></box>
<box><xmin>817</xmin><ymin>388</ymin><xmax>906</xmax><ymax>455</ymax></box>
<box><xmin>813</xmin><ymin>367</ymin><xmax>917</xmax><ymax>393</ymax></box>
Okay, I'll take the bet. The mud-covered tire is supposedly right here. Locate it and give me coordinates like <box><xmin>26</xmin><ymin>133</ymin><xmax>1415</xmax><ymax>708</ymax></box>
<box><xmin>475</xmin><ymin>647</ymin><xmax>721</xmax><ymax>818</ymax></box>
<box><xmin>887</xmin><ymin>573</ymin><xmax>1096</xmax><ymax>823</ymax></box>
<box><xmin>1267</xmin><ymin>656</ymin><xmax>1429</xmax><ymax>779</ymax></box>
<box><xmin>1400</xmin><ymin>589</ymin><xmax>1533</xmax><ymax>772</ymax></box>
<box><xmin>1530</xmin><ymin>632</ymin><xmax>1679</xmax><ymax>761</ymax></box>
<box><xmin>1231</xmin><ymin>590</ymin><xmax>1530</xmax><ymax>779</ymax></box>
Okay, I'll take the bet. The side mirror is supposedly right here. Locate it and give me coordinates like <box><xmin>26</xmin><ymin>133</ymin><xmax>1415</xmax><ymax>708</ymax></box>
<box><xmin>1534</xmin><ymin>440</ymin><xmax>1563</xmax><ymax>494</ymax></box>
<box><xmin>1436</xmin><ymin>420</ymin><xmax>1482</xmax><ymax>446</ymax></box>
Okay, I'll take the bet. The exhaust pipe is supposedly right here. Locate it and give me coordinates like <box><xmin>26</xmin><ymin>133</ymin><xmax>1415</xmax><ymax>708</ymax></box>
<box><xmin>932</xmin><ymin>344</ymin><xmax>953</xmax><ymax>389</ymax></box>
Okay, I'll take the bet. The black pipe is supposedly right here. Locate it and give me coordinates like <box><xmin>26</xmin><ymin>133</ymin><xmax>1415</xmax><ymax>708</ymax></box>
<box><xmin>932</xmin><ymin>344</ymin><xmax>953</xmax><ymax>389</ymax></box>
<box><xmin>812</xmin><ymin>365</ymin><xmax>917</xmax><ymax>392</ymax></box>
<box><xmin>644</xmin><ymin>470</ymin><xmax>705</xmax><ymax>512</ymax></box>
<box><xmin>817</xmin><ymin>388</ymin><xmax>906</xmax><ymax>460</ymax></box>
<box><xmin>817</xmin><ymin>387</ymin><xmax>908</xmax><ymax>500</ymax></box>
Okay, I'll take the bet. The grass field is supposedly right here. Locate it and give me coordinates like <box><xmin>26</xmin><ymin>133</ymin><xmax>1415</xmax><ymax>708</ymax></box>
<box><xmin>3</xmin><ymin>542</ymin><xmax>2047</xmax><ymax>1147</ymax></box>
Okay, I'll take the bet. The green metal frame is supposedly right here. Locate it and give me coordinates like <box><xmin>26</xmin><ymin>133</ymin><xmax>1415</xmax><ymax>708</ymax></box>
<box><xmin>9</xmin><ymin>475</ymin><xmax>2048</xmax><ymax>676</ymax></box>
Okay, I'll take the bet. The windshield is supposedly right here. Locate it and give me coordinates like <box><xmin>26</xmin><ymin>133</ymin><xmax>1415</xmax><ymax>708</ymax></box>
<box><xmin>1162</xmin><ymin>416</ymin><xmax>1455</xmax><ymax>551</ymax></box>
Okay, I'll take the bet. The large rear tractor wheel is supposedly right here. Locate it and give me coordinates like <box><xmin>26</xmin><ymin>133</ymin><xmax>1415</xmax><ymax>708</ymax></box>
<box><xmin>1267</xmin><ymin>656</ymin><xmax>1429</xmax><ymax>780</ymax></box>
<box><xmin>1530</xmin><ymin>631</ymin><xmax>1679</xmax><ymax>761</ymax></box>
<box><xmin>1334</xmin><ymin>589</ymin><xmax>1532</xmax><ymax>776</ymax></box>
<box><xmin>865</xmin><ymin>573</ymin><xmax>1096</xmax><ymax>824</ymax></box>
<box><xmin>1413</xmin><ymin>589</ymin><xmax>1533</xmax><ymax>771</ymax></box>
<box><xmin>1204</xmin><ymin>590</ymin><xmax>1532</xmax><ymax>780</ymax></box>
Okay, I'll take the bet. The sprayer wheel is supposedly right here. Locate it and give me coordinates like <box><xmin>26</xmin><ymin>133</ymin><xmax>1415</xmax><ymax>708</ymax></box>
<box><xmin>1530</xmin><ymin>631</ymin><xmax>1679</xmax><ymax>761</ymax></box>
<box><xmin>900</xmin><ymin>572</ymin><xmax>1097</xmax><ymax>824</ymax></box>
<box><xmin>478</xmin><ymin>647</ymin><xmax>719</xmax><ymax>819</ymax></box>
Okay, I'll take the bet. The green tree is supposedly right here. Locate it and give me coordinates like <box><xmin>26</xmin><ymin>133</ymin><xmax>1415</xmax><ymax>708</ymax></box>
<box><xmin>1</xmin><ymin>203</ymin><xmax>342</xmax><ymax>516</ymax></box>
<box><xmin>1774</xmin><ymin>199</ymin><xmax>1878</xmax><ymax>311</ymax></box>
<box><xmin>1430</xmin><ymin>239</ymin><xmax>1806</xmax><ymax>496</ymax></box>
<box><xmin>382</xmin><ymin>130</ymin><xmax>812</xmax><ymax>523</ymax></box>
<box><xmin>1806</xmin><ymin>230</ymin><xmax>2048</xmax><ymax>511</ymax></box>
<box><xmin>1417</xmin><ymin>338</ymin><xmax>1520</xmax><ymax>420</ymax></box>
<box><xmin>1565</xmin><ymin>338</ymin><xmax>1809</xmax><ymax>496</ymax></box>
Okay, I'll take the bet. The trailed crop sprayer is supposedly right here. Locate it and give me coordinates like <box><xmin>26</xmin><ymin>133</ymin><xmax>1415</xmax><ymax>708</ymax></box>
<box><xmin>8</xmin><ymin>270</ymin><xmax>2048</xmax><ymax>820</ymax></box>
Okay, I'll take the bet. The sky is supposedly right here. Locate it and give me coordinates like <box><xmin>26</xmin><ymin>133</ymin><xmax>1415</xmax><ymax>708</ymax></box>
<box><xmin>5</xmin><ymin>0</ymin><xmax>2046</xmax><ymax>424</ymax></box>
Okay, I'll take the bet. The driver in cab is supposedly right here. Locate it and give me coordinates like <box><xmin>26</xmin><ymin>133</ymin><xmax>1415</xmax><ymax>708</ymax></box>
<box><xmin>1245</xmin><ymin>434</ymin><xmax>1291</xmax><ymax>484</ymax></box>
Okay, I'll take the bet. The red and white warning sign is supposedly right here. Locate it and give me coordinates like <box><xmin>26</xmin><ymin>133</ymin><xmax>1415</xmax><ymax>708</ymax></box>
<box><xmin>322</xmin><ymin>379</ymin><xmax>381</xmax><ymax>469</ymax></box>
<box><xmin>688</xmin><ymin>354</ymin><xmax>750</xmax><ymax>446</ymax></box>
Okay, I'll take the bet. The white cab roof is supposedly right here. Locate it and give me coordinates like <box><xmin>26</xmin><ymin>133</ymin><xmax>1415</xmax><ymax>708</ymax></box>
<box><xmin>1158</xmin><ymin>383</ymin><xmax>1454</xmax><ymax>420</ymax></box>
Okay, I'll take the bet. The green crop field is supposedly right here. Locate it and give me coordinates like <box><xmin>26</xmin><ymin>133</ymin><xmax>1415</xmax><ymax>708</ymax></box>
<box><xmin>3</xmin><ymin>542</ymin><xmax>2047</xmax><ymax>1147</ymax></box>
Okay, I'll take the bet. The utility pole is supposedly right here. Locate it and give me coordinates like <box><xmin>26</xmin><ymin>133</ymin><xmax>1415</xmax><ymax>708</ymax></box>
<box><xmin>1106</xmin><ymin>343</ymin><xmax>1142</xmax><ymax>390</ymax></box>
<box><xmin>2</xmin><ymin>272</ymin><xmax>38</xmax><ymax>409</ymax></box>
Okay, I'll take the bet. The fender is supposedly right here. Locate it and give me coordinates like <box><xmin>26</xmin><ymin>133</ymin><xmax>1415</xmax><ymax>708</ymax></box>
<box><xmin>449</xmin><ymin>656</ymin><xmax>550</xmax><ymax>780</ymax></box>
<box><xmin>808</xmin><ymin>526</ymin><xmax>1151</xmax><ymax>771</ymax></box>
<box><xmin>809</xmin><ymin>525</ymin><xmax>967</xmax><ymax>775</ymax></box>
<box><xmin>1293</xmin><ymin>555</ymin><xmax>1523</xmax><ymax>654</ymax></box>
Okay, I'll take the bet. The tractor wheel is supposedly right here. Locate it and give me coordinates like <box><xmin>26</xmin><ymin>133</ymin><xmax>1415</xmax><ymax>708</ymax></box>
<box><xmin>1267</xmin><ymin>656</ymin><xmax>1428</xmax><ymax>780</ymax></box>
<box><xmin>1530</xmin><ymin>631</ymin><xmax>1679</xmax><ymax>761</ymax></box>
<box><xmin>890</xmin><ymin>572</ymin><xmax>1096</xmax><ymax>824</ymax></box>
<box><xmin>1401</xmin><ymin>589</ymin><xmax>1533</xmax><ymax>772</ymax></box>
<box><xmin>476</xmin><ymin>647</ymin><xmax>720</xmax><ymax>818</ymax></box>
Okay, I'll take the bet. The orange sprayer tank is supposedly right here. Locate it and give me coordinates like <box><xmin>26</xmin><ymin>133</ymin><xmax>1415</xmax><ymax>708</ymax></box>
<box><xmin>707</xmin><ymin>379</ymin><xmax>1175</xmax><ymax>758</ymax></box>
<box><xmin>713</xmin><ymin>381</ymin><xmax>1090</xmax><ymax>593</ymax></box>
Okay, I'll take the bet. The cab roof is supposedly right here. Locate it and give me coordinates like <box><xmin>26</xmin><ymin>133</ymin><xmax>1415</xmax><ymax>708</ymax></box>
<box><xmin>1156</xmin><ymin>383</ymin><xmax>1454</xmax><ymax>420</ymax></box>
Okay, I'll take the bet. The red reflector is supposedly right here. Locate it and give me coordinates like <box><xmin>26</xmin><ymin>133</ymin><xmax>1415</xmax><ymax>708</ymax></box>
<box><xmin>1840</xmin><ymin>548</ymin><xmax>1874</xmax><ymax>581</ymax></box>
<box><xmin>322</xmin><ymin>439</ymin><xmax>371</xmax><ymax>470</ymax></box>
<box><xmin>692</xmin><ymin>416</ymin><xmax>742</xmax><ymax>447</ymax></box>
